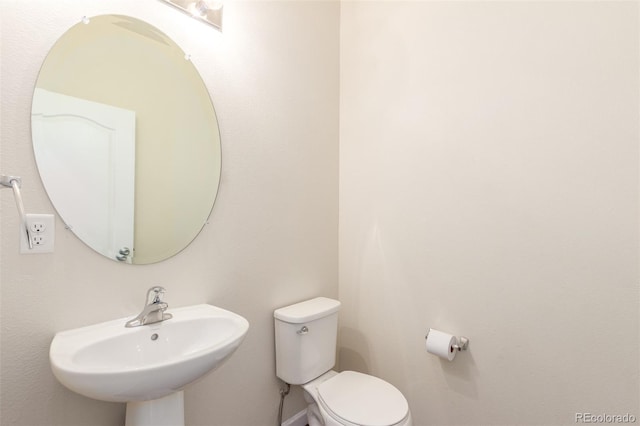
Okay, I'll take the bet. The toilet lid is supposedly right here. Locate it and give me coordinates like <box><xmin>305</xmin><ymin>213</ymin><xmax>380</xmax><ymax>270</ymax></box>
<box><xmin>317</xmin><ymin>371</ymin><xmax>408</xmax><ymax>426</ymax></box>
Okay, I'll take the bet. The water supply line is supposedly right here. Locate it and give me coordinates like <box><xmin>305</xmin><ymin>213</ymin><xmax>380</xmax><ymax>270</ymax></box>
<box><xmin>277</xmin><ymin>382</ymin><xmax>290</xmax><ymax>426</ymax></box>
<box><xmin>1</xmin><ymin>175</ymin><xmax>32</xmax><ymax>249</ymax></box>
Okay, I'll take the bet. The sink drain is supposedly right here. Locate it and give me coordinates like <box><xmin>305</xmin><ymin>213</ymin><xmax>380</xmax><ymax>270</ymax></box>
<box><xmin>150</xmin><ymin>333</ymin><xmax>159</xmax><ymax>341</ymax></box>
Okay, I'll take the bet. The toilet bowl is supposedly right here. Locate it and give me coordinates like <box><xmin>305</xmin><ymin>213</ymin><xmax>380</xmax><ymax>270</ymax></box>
<box><xmin>274</xmin><ymin>297</ymin><xmax>412</xmax><ymax>426</ymax></box>
<box><xmin>303</xmin><ymin>370</ymin><xmax>412</xmax><ymax>426</ymax></box>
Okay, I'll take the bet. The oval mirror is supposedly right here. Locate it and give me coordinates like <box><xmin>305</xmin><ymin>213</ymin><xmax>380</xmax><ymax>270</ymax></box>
<box><xmin>31</xmin><ymin>15</ymin><xmax>221</xmax><ymax>264</ymax></box>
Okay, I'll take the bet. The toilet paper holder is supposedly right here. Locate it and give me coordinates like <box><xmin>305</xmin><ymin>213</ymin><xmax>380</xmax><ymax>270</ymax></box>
<box><xmin>425</xmin><ymin>329</ymin><xmax>469</xmax><ymax>351</ymax></box>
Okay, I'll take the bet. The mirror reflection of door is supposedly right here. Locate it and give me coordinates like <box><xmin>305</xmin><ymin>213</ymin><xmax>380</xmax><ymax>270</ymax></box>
<box><xmin>32</xmin><ymin>88</ymin><xmax>135</xmax><ymax>262</ymax></box>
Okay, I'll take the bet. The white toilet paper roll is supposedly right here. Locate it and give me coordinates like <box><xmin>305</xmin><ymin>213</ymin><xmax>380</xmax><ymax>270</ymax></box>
<box><xmin>425</xmin><ymin>329</ymin><xmax>458</xmax><ymax>361</ymax></box>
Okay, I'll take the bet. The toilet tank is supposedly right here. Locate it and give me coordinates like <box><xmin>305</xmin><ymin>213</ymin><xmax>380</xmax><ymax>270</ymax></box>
<box><xmin>274</xmin><ymin>297</ymin><xmax>341</xmax><ymax>385</ymax></box>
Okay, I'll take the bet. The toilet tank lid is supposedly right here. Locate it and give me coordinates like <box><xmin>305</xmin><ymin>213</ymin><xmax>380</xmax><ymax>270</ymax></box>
<box><xmin>274</xmin><ymin>297</ymin><xmax>341</xmax><ymax>323</ymax></box>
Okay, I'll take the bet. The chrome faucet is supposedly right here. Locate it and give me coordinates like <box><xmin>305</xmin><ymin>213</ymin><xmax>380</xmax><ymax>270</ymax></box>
<box><xmin>125</xmin><ymin>286</ymin><xmax>173</xmax><ymax>328</ymax></box>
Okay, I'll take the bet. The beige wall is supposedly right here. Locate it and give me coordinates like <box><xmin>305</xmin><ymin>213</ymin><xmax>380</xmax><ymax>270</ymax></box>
<box><xmin>0</xmin><ymin>0</ymin><xmax>339</xmax><ymax>425</ymax></box>
<box><xmin>339</xmin><ymin>1</ymin><xmax>639</xmax><ymax>425</ymax></box>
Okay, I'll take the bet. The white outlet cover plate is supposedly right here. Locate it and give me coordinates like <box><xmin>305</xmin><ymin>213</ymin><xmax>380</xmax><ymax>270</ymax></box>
<box><xmin>20</xmin><ymin>213</ymin><xmax>55</xmax><ymax>254</ymax></box>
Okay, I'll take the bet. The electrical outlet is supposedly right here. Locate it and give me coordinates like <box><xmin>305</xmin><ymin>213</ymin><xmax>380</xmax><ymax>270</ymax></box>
<box><xmin>20</xmin><ymin>214</ymin><xmax>55</xmax><ymax>254</ymax></box>
<box><xmin>30</xmin><ymin>222</ymin><xmax>46</xmax><ymax>233</ymax></box>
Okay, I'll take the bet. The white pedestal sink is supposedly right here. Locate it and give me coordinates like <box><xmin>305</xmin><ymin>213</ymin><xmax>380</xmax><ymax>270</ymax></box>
<box><xmin>49</xmin><ymin>304</ymin><xmax>249</xmax><ymax>426</ymax></box>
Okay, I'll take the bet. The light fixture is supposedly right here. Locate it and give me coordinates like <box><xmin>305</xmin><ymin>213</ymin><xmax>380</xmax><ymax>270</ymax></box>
<box><xmin>159</xmin><ymin>0</ymin><xmax>223</xmax><ymax>31</ymax></box>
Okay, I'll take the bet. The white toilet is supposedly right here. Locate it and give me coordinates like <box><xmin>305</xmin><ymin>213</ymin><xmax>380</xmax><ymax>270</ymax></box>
<box><xmin>274</xmin><ymin>297</ymin><xmax>412</xmax><ymax>426</ymax></box>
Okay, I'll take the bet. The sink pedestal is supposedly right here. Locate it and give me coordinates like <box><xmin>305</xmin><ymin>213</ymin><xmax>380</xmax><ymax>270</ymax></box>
<box><xmin>125</xmin><ymin>391</ymin><xmax>184</xmax><ymax>426</ymax></box>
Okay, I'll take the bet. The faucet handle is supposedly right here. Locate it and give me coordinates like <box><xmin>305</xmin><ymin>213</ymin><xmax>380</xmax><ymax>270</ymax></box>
<box><xmin>146</xmin><ymin>286</ymin><xmax>167</xmax><ymax>304</ymax></box>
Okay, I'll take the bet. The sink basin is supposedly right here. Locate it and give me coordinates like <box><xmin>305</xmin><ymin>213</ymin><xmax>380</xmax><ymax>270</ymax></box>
<box><xmin>49</xmin><ymin>304</ymin><xmax>249</xmax><ymax>404</ymax></box>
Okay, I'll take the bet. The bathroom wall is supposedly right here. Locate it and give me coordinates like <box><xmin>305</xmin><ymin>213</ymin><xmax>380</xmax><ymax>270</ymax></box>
<box><xmin>0</xmin><ymin>0</ymin><xmax>339</xmax><ymax>425</ymax></box>
<box><xmin>339</xmin><ymin>2</ymin><xmax>639</xmax><ymax>425</ymax></box>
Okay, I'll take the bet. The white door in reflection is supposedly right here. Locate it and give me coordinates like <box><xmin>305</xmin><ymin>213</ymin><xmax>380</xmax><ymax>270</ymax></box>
<box><xmin>32</xmin><ymin>88</ymin><xmax>135</xmax><ymax>262</ymax></box>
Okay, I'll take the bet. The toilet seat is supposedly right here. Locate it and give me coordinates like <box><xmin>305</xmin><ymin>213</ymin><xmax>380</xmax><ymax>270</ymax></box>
<box><xmin>317</xmin><ymin>371</ymin><xmax>409</xmax><ymax>426</ymax></box>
